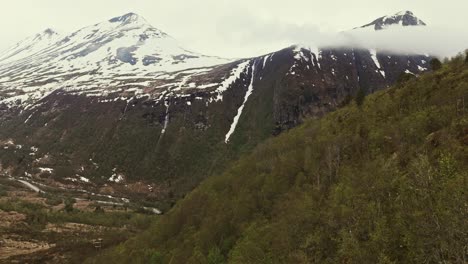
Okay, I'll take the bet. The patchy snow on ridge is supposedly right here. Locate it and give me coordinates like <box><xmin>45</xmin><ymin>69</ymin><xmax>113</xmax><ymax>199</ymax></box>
<box><xmin>290</xmin><ymin>45</ymin><xmax>321</xmax><ymax>74</ymax></box>
<box><xmin>214</xmin><ymin>60</ymin><xmax>250</xmax><ymax>101</ymax></box>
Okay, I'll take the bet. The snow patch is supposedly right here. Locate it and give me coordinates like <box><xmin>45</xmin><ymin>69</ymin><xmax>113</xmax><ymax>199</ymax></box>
<box><xmin>39</xmin><ymin>167</ymin><xmax>53</xmax><ymax>173</ymax></box>
<box><xmin>79</xmin><ymin>176</ymin><xmax>90</xmax><ymax>183</ymax></box>
<box><xmin>197</xmin><ymin>83</ymin><xmax>218</xmax><ymax>89</ymax></box>
<box><xmin>109</xmin><ymin>173</ymin><xmax>124</xmax><ymax>183</ymax></box>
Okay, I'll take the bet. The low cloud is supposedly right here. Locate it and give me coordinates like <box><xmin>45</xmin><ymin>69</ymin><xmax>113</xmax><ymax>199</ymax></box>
<box><xmin>335</xmin><ymin>26</ymin><xmax>468</xmax><ymax>58</ymax></box>
<box><xmin>207</xmin><ymin>12</ymin><xmax>468</xmax><ymax>59</ymax></box>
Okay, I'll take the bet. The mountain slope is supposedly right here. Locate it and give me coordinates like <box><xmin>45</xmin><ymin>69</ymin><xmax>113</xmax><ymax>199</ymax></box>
<box><xmin>0</xmin><ymin>11</ymin><xmax>432</xmax><ymax>209</ymax></box>
<box><xmin>89</xmin><ymin>55</ymin><xmax>468</xmax><ymax>264</ymax></box>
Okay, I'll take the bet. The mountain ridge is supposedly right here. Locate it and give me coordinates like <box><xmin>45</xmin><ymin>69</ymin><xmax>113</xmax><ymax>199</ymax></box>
<box><xmin>0</xmin><ymin>11</ymin><xmax>433</xmax><ymax>210</ymax></box>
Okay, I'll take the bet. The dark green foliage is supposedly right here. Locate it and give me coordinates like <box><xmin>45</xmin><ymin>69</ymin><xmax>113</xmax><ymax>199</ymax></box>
<box><xmin>39</xmin><ymin>192</ymin><xmax>61</xmax><ymax>206</ymax></box>
<box><xmin>430</xmin><ymin>58</ymin><xmax>442</xmax><ymax>71</ymax></box>
<box><xmin>355</xmin><ymin>86</ymin><xmax>367</xmax><ymax>106</ymax></box>
<box><xmin>148</xmin><ymin>251</ymin><xmax>163</xmax><ymax>264</ymax></box>
<box><xmin>64</xmin><ymin>197</ymin><xmax>76</xmax><ymax>213</ymax></box>
<box><xmin>397</xmin><ymin>72</ymin><xmax>416</xmax><ymax>85</ymax></box>
<box><xmin>0</xmin><ymin>185</ymin><xmax>7</xmax><ymax>196</ymax></box>
<box><xmin>89</xmin><ymin>58</ymin><xmax>468</xmax><ymax>264</ymax></box>
<box><xmin>45</xmin><ymin>196</ymin><xmax>62</xmax><ymax>206</ymax></box>
<box><xmin>207</xmin><ymin>247</ymin><xmax>225</xmax><ymax>264</ymax></box>
<box><xmin>94</xmin><ymin>205</ymin><xmax>105</xmax><ymax>213</ymax></box>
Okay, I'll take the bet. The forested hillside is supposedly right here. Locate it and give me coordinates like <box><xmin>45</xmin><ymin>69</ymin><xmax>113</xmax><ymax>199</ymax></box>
<box><xmin>89</xmin><ymin>55</ymin><xmax>468</xmax><ymax>264</ymax></box>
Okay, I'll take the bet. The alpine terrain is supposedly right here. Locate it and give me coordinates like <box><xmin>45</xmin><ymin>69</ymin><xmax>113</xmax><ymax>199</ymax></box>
<box><xmin>1</xmin><ymin>11</ymin><xmax>431</xmax><ymax>211</ymax></box>
<box><xmin>0</xmin><ymin>7</ymin><xmax>466</xmax><ymax>264</ymax></box>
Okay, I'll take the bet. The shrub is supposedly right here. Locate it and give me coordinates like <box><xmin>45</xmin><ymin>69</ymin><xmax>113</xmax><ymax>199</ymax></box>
<box><xmin>355</xmin><ymin>86</ymin><xmax>367</xmax><ymax>107</ymax></box>
<box><xmin>0</xmin><ymin>186</ymin><xmax>7</xmax><ymax>197</ymax></box>
<box><xmin>64</xmin><ymin>197</ymin><xmax>76</xmax><ymax>213</ymax></box>
<box><xmin>45</xmin><ymin>196</ymin><xmax>62</xmax><ymax>206</ymax></box>
<box><xmin>430</xmin><ymin>58</ymin><xmax>442</xmax><ymax>71</ymax></box>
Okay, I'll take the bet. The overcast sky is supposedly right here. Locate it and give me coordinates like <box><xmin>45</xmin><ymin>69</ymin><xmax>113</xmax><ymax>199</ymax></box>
<box><xmin>1</xmin><ymin>0</ymin><xmax>467</xmax><ymax>58</ymax></box>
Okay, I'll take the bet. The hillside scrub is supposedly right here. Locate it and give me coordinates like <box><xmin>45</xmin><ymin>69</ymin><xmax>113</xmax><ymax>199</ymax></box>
<box><xmin>90</xmin><ymin>55</ymin><xmax>468</xmax><ymax>264</ymax></box>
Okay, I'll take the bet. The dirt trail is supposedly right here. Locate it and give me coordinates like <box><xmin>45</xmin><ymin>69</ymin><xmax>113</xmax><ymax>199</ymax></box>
<box><xmin>17</xmin><ymin>180</ymin><xmax>42</xmax><ymax>193</ymax></box>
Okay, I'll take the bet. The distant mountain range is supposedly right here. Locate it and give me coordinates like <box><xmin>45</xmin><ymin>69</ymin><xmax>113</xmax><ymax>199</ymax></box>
<box><xmin>0</xmin><ymin>11</ymin><xmax>432</xmax><ymax>209</ymax></box>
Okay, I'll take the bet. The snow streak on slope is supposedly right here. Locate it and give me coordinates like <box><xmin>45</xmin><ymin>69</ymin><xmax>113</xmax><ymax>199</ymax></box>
<box><xmin>370</xmin><ymin>49</ymin><xmax>386</xmax><ymax>78</ymax></box>
<box><xmin>225</xmin><ymin>61</ymin><xmax>255</xmax><ymax>143</ymax></box>
<box><xmin>161</xmin><ymin>100</ymin><xmax>170</xmax><ymax>135</ymax></box>
<box><xmin>370</xmin><ymin>49</ymin><xmax>381</xmax><ymax>69</ymax></box>
<box><xmin>262</xmin><ymin>55</ymin><xmax>270</xmax><ymax>69</ymax></box>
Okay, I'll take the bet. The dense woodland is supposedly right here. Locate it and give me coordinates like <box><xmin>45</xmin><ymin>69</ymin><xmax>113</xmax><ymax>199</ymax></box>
<box><xmin>88</xmin><ymin>55</ymin><xmax>468</xmax><ymax>264</ymax></box>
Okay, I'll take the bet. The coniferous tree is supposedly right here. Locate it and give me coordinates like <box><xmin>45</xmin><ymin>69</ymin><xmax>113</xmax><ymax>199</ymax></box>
<box><xmin>355</xmin><ymin>86</ymin><xmax>367</xmax><ymax>107</ymax></box>
<box><xmin>430</xmin><ymin>58</ymin><xmax>442</xmax><ymax>71</ymax></box>
<box><xmin>64</xmin><ymin>197</ymin><xmax>76</xmax><ymax>213</ymax></box>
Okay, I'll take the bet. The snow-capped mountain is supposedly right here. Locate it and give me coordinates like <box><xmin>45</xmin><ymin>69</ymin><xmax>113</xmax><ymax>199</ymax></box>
<box><xmin>0</xmin><ymin>13</ymin><xmax>230</xmax><ymax>108</ymax></box>
<box><xmin>359</xmin><ymin>10</ymin><xmax>426</xmax><ymax>30</ymax></box>
<box><xmin>0</xmin><ymin>11</ymin><xmax>432</xmax><ymax>206</ymax></box>
<box><xmin>0</xmin><ymin>11</ymin><xmax>430</xmax><ymax>110</ymax></box>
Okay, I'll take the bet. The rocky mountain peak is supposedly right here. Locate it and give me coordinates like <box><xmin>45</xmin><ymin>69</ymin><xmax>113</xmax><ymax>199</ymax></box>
<box><xmin>109</xmin><ymin>12</ymin><xmax>146</xmax><ymax>25</ymax></box>
<box><xmin>33</xmin><ymin>28</ymin><xmax>60</xmax><ymax>41</ymax></box>
<box><xmin>360</xmin><ymin>10</ymin><xmax>426</xmax><ymax>30</ymax></box>
<box><xmin>43</xmin><ymin>28</ymin><xmax>58</xmax><ymax>36</ymax></box>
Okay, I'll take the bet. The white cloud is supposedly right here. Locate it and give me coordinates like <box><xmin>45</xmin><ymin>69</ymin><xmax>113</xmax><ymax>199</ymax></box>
<box><xmin>339</xmin><ymin>26</ymin><xmax>468</xmax><ymax>58</ymax></box>
<box><xmin>0</xmin><ymin>0</ymin><xmax>467</xmax><ymax>58</ymax></box>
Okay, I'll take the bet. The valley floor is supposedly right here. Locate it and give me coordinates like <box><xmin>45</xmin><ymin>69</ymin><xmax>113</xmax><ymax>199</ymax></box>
<box><xmin>0</xmin><ymin>176</ymin><xmax>158</xmax><ymax>263</ymax></box>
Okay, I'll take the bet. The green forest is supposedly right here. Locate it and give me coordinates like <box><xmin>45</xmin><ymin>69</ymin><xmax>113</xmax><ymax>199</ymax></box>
<box><xmin>88</xmin><ymin>56</ymin><xmax>468</xmax><ymax>263</ymax></box>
